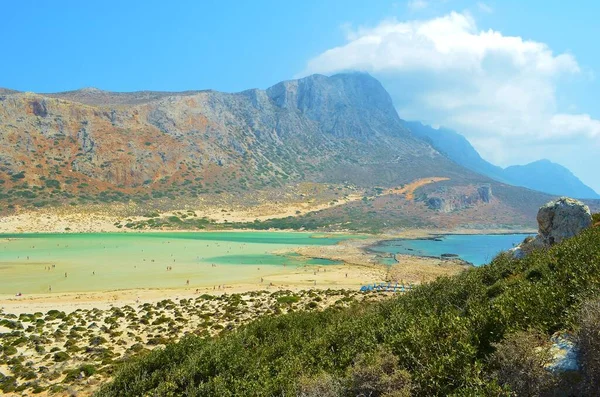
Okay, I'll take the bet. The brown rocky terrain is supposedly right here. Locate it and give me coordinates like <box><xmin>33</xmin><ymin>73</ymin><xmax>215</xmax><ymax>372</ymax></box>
<box><xmin>1</xmin><ymin>73</ymin><xmax>597</xmax><ymax>230</ymax></box>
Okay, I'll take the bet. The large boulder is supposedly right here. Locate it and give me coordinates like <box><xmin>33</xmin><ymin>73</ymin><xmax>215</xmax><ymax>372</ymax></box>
<box><xmin>537</xmin><ymin>197</ymin><xmax>593</xmax><ymax>246</ymax></box>
<box><xmin>511</xmin><ymin>197</ymin><xmax>592</xmax><ymax>258</ymax></box>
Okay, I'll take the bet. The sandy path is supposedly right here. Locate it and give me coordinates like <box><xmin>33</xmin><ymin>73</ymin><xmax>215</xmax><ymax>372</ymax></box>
<box><xmin>384</xmin><ymin>177</ymin><xmax>450</xmax><ymax>200</ymax></box>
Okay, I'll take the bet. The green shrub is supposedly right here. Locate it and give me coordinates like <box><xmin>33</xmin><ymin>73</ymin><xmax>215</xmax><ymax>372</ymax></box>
<box><xmin>64</xmin><ymin>364</ymin><xmax>97</xmax><ymax>382</ymax></box>
<box><xmin>53</xmin><ymin>351</ymin><xmax>70</xmax><ymax>362</ymax></box>
<box><xmin>10</xmin><ymin>171</ymin><xmax>25</xmax><ymax>181</ymax></box>
<box><xmin>297</xmin><ymin>373</ymin><xmax>342</xmax><ymax>397</ymax></box>
<box><xmin>90</xmin><ymin>336</ymin><xmax>107</xmax><ymax>346</ymax></box>
<box><xmin>577</xmin><ymin>298</ymin><xmax>600</xmax><ymax>394</ymax></box>
<box><xmin>3</xmin><ymin>346</ymin><xmax>18</xmax><ymax>356</ymax></box>
<box><xmin>490</xmin><ymin>330</ymin><xmax>556</xmax><ymax>396</ymax></box>
<box><xmin>276</xmin><ymin>295</ymin><xmax>300</xmax><ymax>305</ymax></box>
<box><xmin>44</xmin><ymin>179</ymin><xmax>60</xmax><ymax>189</ymax></box>
<box><xmin>346</xmin><ymin>349</ymin><xmax>412</xmax><ymax>397</ymax></box>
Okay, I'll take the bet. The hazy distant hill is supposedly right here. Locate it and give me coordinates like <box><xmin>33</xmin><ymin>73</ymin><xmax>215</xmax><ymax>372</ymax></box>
<box><xmin>404</xmin><ymin>121</ymin><xmax>600</xmax><ymax>199</ymax></box>
<box><xmin>503</xmin><ymin>159</ymin><xmax>600</xmax><ymax>199</ymax></box>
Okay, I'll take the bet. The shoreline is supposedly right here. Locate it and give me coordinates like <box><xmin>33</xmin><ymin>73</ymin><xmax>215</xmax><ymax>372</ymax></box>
<box><xmin>0</xmin><ymin>227</ymin><xmax>536</xmax><ymax>236</ymax></box>
<box><xmin>0</xmin><ymin>265</ymin><xmax>386</xmax><ymax>315</ymax></box>
<box><xmin>0</xmin><ymin>229</ymin><xmax>529</xmax><ymax>315</ymax></box>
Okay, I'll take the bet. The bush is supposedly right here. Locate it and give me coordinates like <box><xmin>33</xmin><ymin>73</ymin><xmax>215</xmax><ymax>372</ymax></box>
<box><xmin>64</xmin><ymin>364</ymin><xmax>97</xmax><ymax>382</ymax></box>
<box><xmin>10</xmin><ymin>171</ymin><xmax>25</xmax><ymax>181</ymax></box>
<box><xmin>2</xmin><ymin>345</ymin><xmax>18</xmax><ymax>356</ymax></box>
<box><xmin>577</xmin><ymin>298</ymin><xmax>600</xmax><ymax>394</ymax></box>
<box><xmin>346</xmin><ymin>349</ymin><xmax>412</xmax><ymax>397</ymax></box>
<box><xmin>276</xmin><ymin>295</ymin><xmax>300</xmax><ymax>305</ymax></box>
<box><xmin>490</xmin><ymin>330</ymin><xmax>556</xmax><ymax>396</ymax></box>
<box><xmin>297</xmin><ymin>373</ymin><xmax>342</xmax><ymax>397</ymax></box>
<box><xmin>44</xmin><ymin>179</ymin><xmax>60</xmax><ymax>189</ymax></box>
<box><xmin>53</xmin><ymin>351</ymin><xmax>70</xmax><ymax>362</ymax></box>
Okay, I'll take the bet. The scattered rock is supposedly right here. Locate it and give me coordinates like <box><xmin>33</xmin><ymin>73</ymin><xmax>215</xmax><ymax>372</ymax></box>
<box><xmin>547</xmin><ymin>332</ymin><xmax>579</xmax><ymax>373</ymax></box>
<box><xmin>440</xmin><ymin>253</ymin><xmax>459</xmax><ymax>258</ymax></box>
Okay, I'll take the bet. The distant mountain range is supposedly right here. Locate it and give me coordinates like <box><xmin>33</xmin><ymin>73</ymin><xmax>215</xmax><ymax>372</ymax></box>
<box><xmin>1</xmin><ymin>73</ymin><xmax>597</xmax><ymax>230</ymax></box>
<box><xmin>404</xmin><ymin>121</ymin><xmax>600</xmax><ymax>199</ymax></box>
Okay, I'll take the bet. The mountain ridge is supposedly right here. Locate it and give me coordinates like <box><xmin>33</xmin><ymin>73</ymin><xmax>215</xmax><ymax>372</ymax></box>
<box><xmin>404</xmin><ymin>121</ymin><xmax>599</xmax><ymax>199</ymax></box>
<box><xmin>1</xmin><ymin>72</ymin><xmax>588</xmax><ymax>230</ymax></box>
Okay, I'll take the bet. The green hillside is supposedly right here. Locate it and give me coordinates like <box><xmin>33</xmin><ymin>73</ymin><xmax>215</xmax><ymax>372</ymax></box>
<box><xmin>96</xmin><ymin>222</ymin><xmax>600</xmax><ymax>396</ymax></box>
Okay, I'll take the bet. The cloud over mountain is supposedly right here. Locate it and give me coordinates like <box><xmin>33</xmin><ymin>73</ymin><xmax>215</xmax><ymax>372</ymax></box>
<box><xmin>302</xmin><ymin>11</ymin><xmax>600</xmax><ymax>192</ymax></box>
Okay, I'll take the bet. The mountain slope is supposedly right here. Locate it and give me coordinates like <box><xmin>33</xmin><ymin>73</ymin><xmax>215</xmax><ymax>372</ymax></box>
<box><xmin>0</xmin><ymin>73</ymin><xmax>571</xmax><ymax>229</ymax></box>
<box><xmin>404</xmin><ymin>121</ymin><xmax>599</xmax><ymax>199</ymax></box>
<box><xmin>0</xmin><ymin>74</ymin><xmax>476</xmax><ymax>202</ymax></box>
<box><xmin>0</xmin><ymin>73</ymin><xmax>466</xmax><ymax>192</ymax></box>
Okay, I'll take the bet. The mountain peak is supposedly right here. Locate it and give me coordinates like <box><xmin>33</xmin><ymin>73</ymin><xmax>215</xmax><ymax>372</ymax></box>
<box><xmin>265</xmin><ymin>72</ymin><xmax>406</xmax><ymax>140</ymax></box>
<box><xmin>77</xmin><ymin>87</ymin><xmax>105</xmax><ymax>93</ymax></box>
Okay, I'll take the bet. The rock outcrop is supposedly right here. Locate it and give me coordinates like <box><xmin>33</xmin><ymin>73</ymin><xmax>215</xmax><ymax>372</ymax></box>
<box><xmin>511</xmin><ymin>197</ymin><xmax>592</xmax><ymax>258</ymax></box>
<box><xmin>424</xmin><ymin>184</ymin><xmax>493</xmax><ymax>212</ymax></box>
<box><xmin>537</xmin><ymin>197</ymin><xmax>593</xmax><ymax>245</ymax></box>
<box><xmin>477</xmin><ymin>184</ymin><xmax>492</xmax><ymax>203</ymax></box>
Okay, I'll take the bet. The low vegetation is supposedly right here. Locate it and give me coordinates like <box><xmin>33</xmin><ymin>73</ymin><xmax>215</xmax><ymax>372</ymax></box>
<box><xmin>0</xmin><ymin>290</ymin><xmax>379</xmax><ymax>395</ymax></box>
<box><xmin>96</xmin><ymin>221</ymin><xmax>600</xmax><ymax>396</ymax></box>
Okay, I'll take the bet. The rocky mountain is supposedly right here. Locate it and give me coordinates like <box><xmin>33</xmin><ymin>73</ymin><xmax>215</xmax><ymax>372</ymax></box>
<box><xmin>405</xmin><ymin>121</ymin><xmax>599</xmax><ymax>199</ymax></box>
<box><xmin>2</xmin><ymin>73</ymin><xmax>588</xmax><ymax>229</ymax></box>
<box><xmin>0</xmin><ymin>74</ymin><xmax>474</xmax><ymax>200</ymax></box>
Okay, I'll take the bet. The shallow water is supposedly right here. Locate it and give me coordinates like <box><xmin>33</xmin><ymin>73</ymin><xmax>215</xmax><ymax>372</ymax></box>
<box><xmin>0</xmin><ymin>232</ymin><xmax>356</xmax><ymax>294</ymax></box>
<box><xmin>371</xmin><ymin>234</ymin><xmax>532</xmax><ymax>266</ymax></box>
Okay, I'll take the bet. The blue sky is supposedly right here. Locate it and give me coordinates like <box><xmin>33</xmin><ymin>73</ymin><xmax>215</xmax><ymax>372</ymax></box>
<box><xmin>1</xmin><ymin>0</ymin><xmax>599</xmax><ymax>192</ymax></box>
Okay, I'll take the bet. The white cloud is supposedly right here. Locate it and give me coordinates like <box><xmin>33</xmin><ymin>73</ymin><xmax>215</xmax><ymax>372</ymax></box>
<box><xmin>407</xmin><ymin>0</ymin><xmax>429</xmax><ymax>11</ymax></box>
<box><xmin>477</xmin><ymin>2</ymin><xmax>493</xmax><ymax>13</ymax></box>
<box><xmin>302</xmin><ymin>12</ymin><xmax>600</xmax><ymax>192</ymax></box>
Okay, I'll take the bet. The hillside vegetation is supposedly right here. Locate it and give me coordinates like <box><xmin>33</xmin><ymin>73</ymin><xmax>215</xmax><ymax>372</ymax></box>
<box><xmin>96</xmin><ymin>221</ymin><xmax>600</xmax><ymax>396</ymax></box>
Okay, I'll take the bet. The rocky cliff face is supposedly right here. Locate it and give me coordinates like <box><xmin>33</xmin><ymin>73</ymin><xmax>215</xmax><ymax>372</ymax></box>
<box><xmin>0</xmin><ymin>73</ymin><xmax>582</xmax><ymax>229</ymax></box>
<box><xmin>423</xmin><ymin>184</ymin><xmax>493</xmax><ymax>213</ymax></box>
<box><xmin>0</xmin><ymin>73</ymin><xmax>478</xmax><ymax>210</ymax></box>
